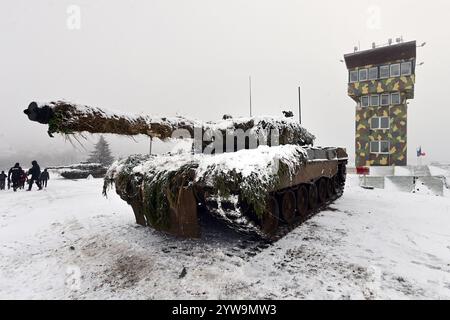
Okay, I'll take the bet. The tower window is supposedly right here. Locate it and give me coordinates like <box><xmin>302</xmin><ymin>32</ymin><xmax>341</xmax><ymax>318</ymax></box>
<box><xmin>368</xmin><ymin>67</ymin><xmax>378</xmax><ymax>80</ymax></box>
<box><xmin>380</xmin><ymin>117</ymin><xmax>389</xmax><ymax>129</ymax></box>
<box><xmin>370</xmin><ymin>140</ymin><xmax>390</xmax><ymax>154</ymax></box>
<box><xmin>370</xmin><ymin>118</ymin><xmax>379</xmax><ymax>129</ymax></box>
<box><xmin>370</xmin><ymin>141</ymin><xmax>379</xmax><ymax>153</ymax></box>
<box><xmin>361</xmin><ymin>96</ymin><xmax>369</xmax><ymax>107</ymax></box>
<box><xmin>401</xmin><ymin>61</ymin><xmax>412</xmax><ymax>76</ymax></box>
<box><xmin>359</xmin><ymin>69</ymin><xmax>368</xmax><ymax>81</ymax></box>
<box><xmin>381</xmin><ymin>94</ymin><xmax>390</xmax><ymax>106</ymax></box>
<box><xmin>370</xmin><ymin>117</ymin><xmax>390</xmax><ymax>130</ymax></box>
<box><xmin>391</xmin><ymin>92</ymin><xmax>401</xmax><ymax>105</ymax></box>
<box><xmin>370</xmin><ymin>95</ymin><xmax>379</xmax><ymax>106</ymax></box>
<box><xmin>380</xmin><ymin>65</ymin><xmax>390</xmax><ymax>78</ymax></box>
<box><xmin>390</xmin><ymin>64</ymin><xmax>401</xmax><ymax>77</ymax></box>
<box><xmin>380</xmin><ymin>141</ymin><xmax>390</xmax><ymax>153</ymax></box>
<box><xmin>349</xmin><ymin>70</ymin><xmax>358</xmax><ymax>83</ymax></box>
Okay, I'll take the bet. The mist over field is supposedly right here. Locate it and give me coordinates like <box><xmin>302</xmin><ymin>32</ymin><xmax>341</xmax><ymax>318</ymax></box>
<box><xmin>1</xmin><ymin>0</ymin><xmax>450</xmax><ymax>167</ymax></box>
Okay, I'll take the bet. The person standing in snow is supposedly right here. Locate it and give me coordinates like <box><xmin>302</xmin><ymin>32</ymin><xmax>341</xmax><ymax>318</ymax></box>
<box><xmin>19</xmin><ymin>169</ymin><xmax>27</xmax><ymax>190</ymax></box>
<box><xmin>0</xmin><ymin>171</ymin><xmax>7</xmax><ymax>190</ymax></box>
<box><xmin>40</xmin><ymin>169</ymin><xmax>50</xmax><ymax>188</ymax></box>
<box><xmin>8</xmin><ymin>163</ymin><xmax>23</xmax><ymax>192</ymax></box>
<box><xmin>27</xmin><ymin>160</ymin><xmax>42</xmax><ymax>191</ymax></box>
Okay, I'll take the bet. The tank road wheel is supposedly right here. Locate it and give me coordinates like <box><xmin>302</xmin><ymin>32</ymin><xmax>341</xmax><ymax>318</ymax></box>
<box><xmin>318</xmin><ymin>178</ymin><xmax>328</xmax><ymax>204</ymax></box>
<box><xmin>281</xmin><ymin>190</ymin><xmax>296</xmax><ymax>225</ymax></box>
<box><xmin>332</xmin><ymin>176</ymin><xmax>341</xmax><ymax>194</ymax></box>
<box><xmin>337</xmin><ymin>164</ymin><xmax>347</xmax><ymax>186</ymax></box>
<box><xmin>296</xmin><ymin>186</ymin><xmax>308</xmax><ymax>219</ymax></box>
<box><xmin>327</xmin><ymin>178</ymin><xmax>335</xmax><ymax>198</ymax></box>
<box><xmin>261</xmin><ymin>196</ymin><xmax>280</xmax><ymax>237</ymax></box>
<box><xmin>308</xmin><ymin>183</ymin><xmax>318</xmax><ymax>210</ymax></box>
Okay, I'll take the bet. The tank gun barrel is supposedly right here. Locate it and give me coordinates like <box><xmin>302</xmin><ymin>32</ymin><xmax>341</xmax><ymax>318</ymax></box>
<box><xmin>23</xmin><ymin>101</ymin><xmax>196</xmax><ymax>139</ymax></box>
<box><xmin>23</xmin><ymin>100</ymin><xmax>315</xmax><ymax>147</ymax></box>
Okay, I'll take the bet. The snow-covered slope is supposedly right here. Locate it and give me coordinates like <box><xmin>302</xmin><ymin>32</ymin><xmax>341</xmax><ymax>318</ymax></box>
<box><xmin>0</xmin><ymin>176</ymin><xmax>449</xmax><ymax>299</ymax></box>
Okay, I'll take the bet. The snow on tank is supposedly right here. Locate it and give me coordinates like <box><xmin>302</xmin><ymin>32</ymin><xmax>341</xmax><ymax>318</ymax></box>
<box><xmin>24</xmin><ymin>100</ymin><xmax>348</xmax><ymax>240</ymax></box>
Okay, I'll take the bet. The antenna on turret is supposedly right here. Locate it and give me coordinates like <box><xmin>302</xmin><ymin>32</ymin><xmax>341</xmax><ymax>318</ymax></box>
<box><xmin>249</xmin><ymin>76</ymin><xmax>252</xmax><ymax>117</ymax></box>
<box><xmin>298</xmin><ymin>86</ymin><xmax>302</xmax><ymax>124</ymax></box>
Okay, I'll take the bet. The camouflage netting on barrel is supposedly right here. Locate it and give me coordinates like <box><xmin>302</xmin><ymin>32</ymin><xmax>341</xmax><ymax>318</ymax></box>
<box><xmin>103</xmin><ymin>145</ymin><xmax>308</xmax><ymax>231</ymax></box>
<box><xmin>23</xmin><ymin>100</ymin><xmax>315</xmax><ymax>147</ymax></box>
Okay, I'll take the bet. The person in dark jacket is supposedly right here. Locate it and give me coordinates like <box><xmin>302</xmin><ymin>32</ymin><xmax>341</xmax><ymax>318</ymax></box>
<box><xmin>40</xmin><ymin>169</ymin><xmax>50</xmax><ymax>188</ymax></box>
<box><xmin>19</xmin><ymin>169</ymin><xmax>27</xmax><ymax>190</ymax></box>
<box><xmin>8</xmin><ymin>163</ymin><xmax>23</xmax><ymax>192</ymax></box>
<box><xmin>0</xmin><ymin>171</ymin><xmax>7</xmax><ymax>190</ymax></box>
<box><xmin>27</xmin><ymin>160</ymin><xmax>42</xmax><ymax>191</ymax></box>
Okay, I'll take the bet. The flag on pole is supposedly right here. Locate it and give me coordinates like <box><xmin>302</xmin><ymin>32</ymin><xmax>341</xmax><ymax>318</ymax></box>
<box><xmin>416</xmin><ymin>146</ymin><xmax>426</xmax><ymax>157</ymax></box>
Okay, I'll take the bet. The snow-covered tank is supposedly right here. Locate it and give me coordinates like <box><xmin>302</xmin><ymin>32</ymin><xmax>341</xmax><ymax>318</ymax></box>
<box><xmin>46</xmin><ymin>163</ymin><xmax>108</xmax><ymax>179</ymax></box>
<box><xmin>24</xmin><ymin>101</ymin><xmax>348</xmax><ymax>240</ymax></box>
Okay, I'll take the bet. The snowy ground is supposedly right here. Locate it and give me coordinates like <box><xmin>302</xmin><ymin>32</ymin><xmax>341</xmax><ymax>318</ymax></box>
<box><xmin>1</xmin><ymin>175</ymin><xmax>449</xmax><ymax>300</ymax></box>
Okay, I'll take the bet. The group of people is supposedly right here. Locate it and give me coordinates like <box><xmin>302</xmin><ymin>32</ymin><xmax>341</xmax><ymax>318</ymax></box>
<box><xmin>0</xmin><ymin>161</ymin><xmax>50</xmax><ymax>192</ymax></box>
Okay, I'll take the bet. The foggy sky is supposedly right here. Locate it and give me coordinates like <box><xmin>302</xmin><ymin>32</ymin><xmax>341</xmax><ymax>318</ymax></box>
<box><xmin>1</xmin><ymin>0</ymin><xmax>449</xmax><ymax>165</ymax></box>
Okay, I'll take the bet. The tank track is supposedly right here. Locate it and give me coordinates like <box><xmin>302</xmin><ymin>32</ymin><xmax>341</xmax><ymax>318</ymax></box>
<box><xmin>205</xmin><ymin>170</ymin><xmax>347</xmax><ymax>243</ymax></box>
<box><xmin>267</xmin><ymin>183</ymin><xmax>345</xmax><ymax>242</ymax></box>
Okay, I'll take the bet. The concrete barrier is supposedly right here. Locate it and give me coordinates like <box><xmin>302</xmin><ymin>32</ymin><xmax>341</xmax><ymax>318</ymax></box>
<box><xmin>394</xmin><ymin>166</ymin><xmax>413</xmax><ymax>176</ymax></box>
<box><xmin>369</xmin><ymin>166</ymin><xmax>394</xmax><ymax>176</ymax></box>
<box><xmin>350</xmin><ymin>165</ymin><xmax>447</xmax><ymax>196</ymax></box>
<box><xmin>411</xmin><ymin>165</ymin><xmax>431</xmax><ymax>177</ymax></box>
<box><xmin>386</xmin><ymin>176</ymin><xmax>414</xmax><ymax>192</ymax></box>
<box><xmin>359</xmin><ymin>176</ymin><xmax>385</xmax><ymax>189</ymax></box>
<box><xmin>415</xmin><ymin>177</ymin><xmax>444</xmax><ymax>196</ymax></box>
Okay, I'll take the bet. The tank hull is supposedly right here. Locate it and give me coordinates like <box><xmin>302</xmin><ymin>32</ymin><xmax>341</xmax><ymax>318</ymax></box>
<box><xmin>107</xmin><ymin>146</ymin><xmax>348</xmax><ymax>241</ymax></box>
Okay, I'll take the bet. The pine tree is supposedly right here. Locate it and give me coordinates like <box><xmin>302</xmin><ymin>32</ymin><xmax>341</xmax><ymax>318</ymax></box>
<box><xmin>87</xmin><ymin>136</ymin><xmax>114</xmax><ymax>166</ymax></box>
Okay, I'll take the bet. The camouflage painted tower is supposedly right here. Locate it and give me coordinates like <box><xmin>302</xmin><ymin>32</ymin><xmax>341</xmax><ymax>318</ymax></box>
<box><xmin>344</xmin><ymin>40</ymin><xmax>416</xmax><ymax>166</ymax></box>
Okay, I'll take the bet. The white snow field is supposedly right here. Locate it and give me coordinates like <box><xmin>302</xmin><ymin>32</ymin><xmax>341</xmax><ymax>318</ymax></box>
<box><xmin>0</xmin><ymin>175</ymin><xmax>449</xmax><ymax>300</ymax></box>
